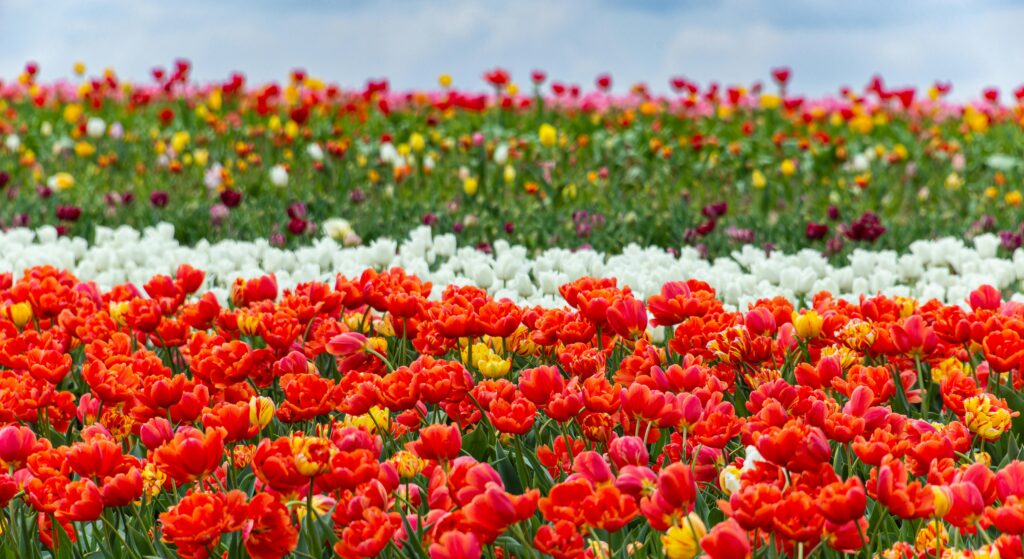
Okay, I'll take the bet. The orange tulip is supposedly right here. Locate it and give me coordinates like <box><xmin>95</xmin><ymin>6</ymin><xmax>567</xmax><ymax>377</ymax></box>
<box><xmin>153</xmin><ymin>426</ymin><xmax>226</xmax><ymax>485</ymax></box>
<box><xmin>160</xmin><ymin>490</ymin><xmax>248</xmax><ymax>559</ymax></box>
<box><xmin>244</xmin><ymin>493</ymin><xmax>299</xmax><ymax>559</ymax></box>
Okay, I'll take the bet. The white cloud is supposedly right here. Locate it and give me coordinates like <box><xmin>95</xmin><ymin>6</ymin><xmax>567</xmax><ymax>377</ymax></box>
<box><xmin>0</xmin><ymin>0</ymin><xmax>1021</xmax><ymax>99</ymax></box>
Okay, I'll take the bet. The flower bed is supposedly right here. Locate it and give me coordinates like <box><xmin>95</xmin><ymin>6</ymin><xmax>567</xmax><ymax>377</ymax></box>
<box><xmin>2</xmin><ymin>223</ymin><xmax>1023</xmax><ymax>312</ymax></box>
<box><xmin>0</xmin><ymin>263</ymin><xmax>1022</xmax><ymax>557</ymax></box>
<box><xmin>2</xmin><ymin>63</ymin><xmax>1024</xmax><ymax>254</ymax></box>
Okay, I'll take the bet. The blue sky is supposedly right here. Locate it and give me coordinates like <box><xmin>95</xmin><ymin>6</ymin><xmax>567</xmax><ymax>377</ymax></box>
<box><xmin>1</xmin><ymin>0</ymin><xmax>1022</xmax><ymax>99</ymax></box>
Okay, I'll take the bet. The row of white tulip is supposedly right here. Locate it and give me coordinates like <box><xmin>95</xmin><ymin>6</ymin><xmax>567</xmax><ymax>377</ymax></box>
<box><xmin>2</xmin><ymin>223</ymin><xmax>1023</xmax><ymax>310</ymax></box>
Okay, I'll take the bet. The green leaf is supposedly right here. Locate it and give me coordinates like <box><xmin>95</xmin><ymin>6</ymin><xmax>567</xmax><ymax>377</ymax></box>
<box><xmin>127</xmin><ymin>524</ymin><xmax>157</xmax><ymax>556</ymax></box>
<box><xmin>994</xmin><ymin>382</ymin><xmax>1024</xmax><ymax>438</ymax></box>
<box><xmin>52</xmin><ymin>520</ymin><xmax>74</xmax><ymax>559</ymax></box>
<box><xmin>494</xmin><ymin>443</ymin><xmax>523</xmax><ymax>494</ymax></box>
<box><xmin>461</xmin><ymin>426</ymin><xmax>490</xmax><ymax>461</ymax></box>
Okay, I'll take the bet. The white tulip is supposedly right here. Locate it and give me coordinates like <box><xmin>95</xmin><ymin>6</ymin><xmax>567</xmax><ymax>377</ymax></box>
<box><xmin>269</xmin><ymin>165</ymin><xmax>289</xmax><ymax>187</ymax></box>
<box><xmin>86</xmin><ymin>117</ymin><xmax>106</xmax><ymax>138</ymax></box>
<box><xmin>322</xmin><ymin>218</ymin><xmax>353</xmax><ymax>241</ymax></box>
<box><xmin>493</xmin><ymin>143</ymin><xmax>508</xmax><ymax>164</ymax></box>
<box><xmin>0</xmin><ymin>222</ymin><xmax>1020</xmax><ymax>311</ymax></box>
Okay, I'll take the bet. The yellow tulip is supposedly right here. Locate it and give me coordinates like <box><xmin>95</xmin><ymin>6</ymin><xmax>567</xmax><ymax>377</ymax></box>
<box><xmin>74</xmin><ymin>142</ymin><xmax>96</xmax><ymax>158</ymax></box>
<box><xmin>503</xmin><ymin>165</ymin><xmax>516</xmax><ymax>184</ymax></box>
<box><xmin>63</xmin><ymin>104</ymin><xmax>83</xmax><ymax>124</ymax></box>
<box><xmin>662</xmin><ymin>513</ymin><xmax>706</xmax><ymax>559</ymax></box>
<box><xmin>760</xmin><ymin>94</ymin><xmax>781</xmax><ymax>109</ymax></box>
<box><xmin>964</xmin><ymin>395</ymin><xmax>1013</xmax><ymax>441</ymax></box>
<box><xmin>7</xmin><ymin>302</ymin><xmax>32</xmax><ymax>328</ymax></box>
<box><xmin>538</xmin><ymin>123</ymin><xmax>557</xmax><ymax>147</ymax></box>
<box><xmin>208</xmin><ymin>88</ymin><xmax>223</xmax><ymax>111</ymax></box>
<box><xmin>284</xmin><ymin>120</ymin><xmax>299</xmax><ymax>139</ymax></box>
<box><xmin>249</xmin><ymin>396</ymin><xmax>275</xmax><ymax>430</ymax></box>
<box><xmin>792</xmin><ymin>310</ymin><xmax>823</xmax><ymax>339</ymax></box>
<box><xmin>409</xmin><ymin>132</ymin><xmax>425</xmax><ymax>152</ymax></box>
<box><xmin>49</xmin><ymin>172</ymin><xmax>75</xmax><ymax>191</ymax></box>
<box><xmin>751</xmin><ymin>169</ymin><xmax>767</xmax><ymax>189</ymax></box>
<box><xmin>171</xmin><ymin>131</ymin><xmax>190</xmax><ymax>154</ymax></box>
<box><xmin>193</xmin><ymin>149</ymin><xmax>209</xmax><ymax>167</ymax></box>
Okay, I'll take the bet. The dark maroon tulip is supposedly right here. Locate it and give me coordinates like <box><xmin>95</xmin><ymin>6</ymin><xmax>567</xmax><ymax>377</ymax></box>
<box><xmin>287</xmin><ymin>218</ymin><xmax>307</xmax><ymax>235</ymax></box>
<box><xmin>844</xmin><ymin>212</ymin><xmax>886</xmax><ymax>242</ymax></box>
<box><xmin>220</xmin><ymin>189</ymin><xmax>242</xmax><ymax>208</ymax></box>
<box><xmin>150</xmin><ymin>191</ymin><xmax>169</xmax><ymax>208</ymax></box>
<box><xmin>696</xmin><ymin>219</ymin><xmax>716</xmax><ymax>236</ymax></box>
<box><xmin>702</xmin><ymin>202</ymin><xmax>728</xmax><ymax>219</ymax></box>
<box><xmin>55</xmin><ymin>205</ymin><xmax>82</xmax><ymax>222</ymax></box>
<box><xmin>805</xmin><ymin>222</ymin><xmax>829</xmax><ymax>240</ymax></box>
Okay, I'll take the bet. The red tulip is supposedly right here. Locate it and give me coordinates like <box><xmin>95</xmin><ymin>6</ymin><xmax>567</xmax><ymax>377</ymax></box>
<box><xmin>701</xmin><ymin>518</ymin><xmax>751</xmax><ymax>559</ymax></box>
<box><xmin>772</xmin><ymin>66</ymin><xmax>791</xmax><ymax>85</ymax></box>
<box><xmin>409</xmin><ymin>424</ymin><xmax>462</xmax><ymax>463</ymax></box>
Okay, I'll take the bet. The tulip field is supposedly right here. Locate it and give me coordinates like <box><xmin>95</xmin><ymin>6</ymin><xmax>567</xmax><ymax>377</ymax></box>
<box><xmin>2</xmin><ymin>61</ymin><xmax>1024</xmax><ymax>559</ymax></box>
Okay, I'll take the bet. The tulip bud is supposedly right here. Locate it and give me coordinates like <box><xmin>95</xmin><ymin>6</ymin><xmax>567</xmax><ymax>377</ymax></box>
<box><xmin>608</xmin><ymin>436</ymin><xmax>649</xmax><ymax>468</ymax></box>
<box><xmin>0</xmin><ymin>425</ymin><xmax>37</xmax><ymax>467</ymax></box>
<box><xmin>6</xmin><ymin>302</ymin><xmax>32</xmax><ymax>328</ymax></box>
<box><xmin>237</xmin><ymin>311</ymin><xmax>261</xmax><ymax>337</ymax></box>
<box><xmin>327</xmin><ymin>331</ymin><xmax>371</xmax><ymax>355</ymax></box>
<box><xmin>249</xmin><ymin>396</ymin><xmax>275</xmax><ymax>430</ymax></box>
<box><xmin>718</xmin><ymin>465</ymin><xmax>742</xmax><ymax>496</ymax></box>
<box><xmin>390</xmin><ymin>450</ymin><xmax>427</xmax><ymax>479</ymax></box>
<box><xmin>77</xmin><ymin>393</ymin><xmax>101</xmax><ymax>425</ymax></box>
<box><xmin>477</xmin><ymin>352</ymin><xmax>511</xmax><ymax>379</ymax></box>
<box><xmin>139</xmin><ymin>417</ymin><xmax>174</xmax><ymax>450</ymax></box>
<box><xmin>930</xmin><ymin>485</ymin><xmax>953</xmax><ymax>519</ymax></box>
<box><xmin>792</xmin><ymin>310</ymin><xmax>823</xmax><ymax>339</ymax></box>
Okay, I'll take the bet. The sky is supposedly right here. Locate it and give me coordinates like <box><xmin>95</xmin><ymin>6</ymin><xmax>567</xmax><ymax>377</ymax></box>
<box><xmin>1</xmin><ymin>0</ymin><xmax>1022</xmax><ymax>100</ymax></box>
